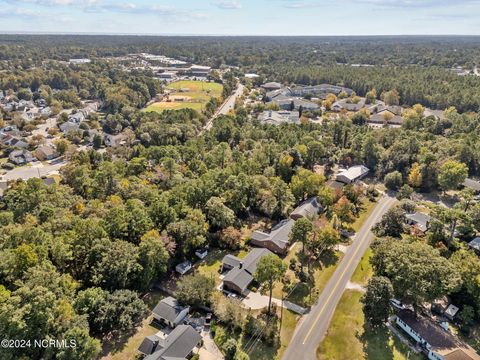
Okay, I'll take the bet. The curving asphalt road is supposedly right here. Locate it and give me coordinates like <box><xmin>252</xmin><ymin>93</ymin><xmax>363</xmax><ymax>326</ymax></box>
<box><xmin>282</xmin><ymin>194</ymin><xmax>397</xmax><ymax>360</ymax></box>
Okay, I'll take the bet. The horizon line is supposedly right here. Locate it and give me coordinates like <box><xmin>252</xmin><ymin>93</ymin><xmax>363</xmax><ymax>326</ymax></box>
<box><xmin>1</xmin><ymin>31</ymin><xmax>480</xmax><ymax>37</ymax></box>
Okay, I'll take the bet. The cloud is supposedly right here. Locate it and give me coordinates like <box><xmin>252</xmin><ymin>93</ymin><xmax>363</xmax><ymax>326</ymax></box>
<box><xmin>11</xmin><ymin>0</ymin><xmax>98</xmax><ymax>5</ymax></box>
<box><xmin>283</xmin><ymin>2</ymin><xmax>321</xmax><ymax>8</ymax></box>
<box><xmin>0</xmin><ymin>6</ymin><xmax>55</xmax><ymax>19</ymax></box>
<box><xmin>353</xmin><ymin>0</ymin><xmax>480</xmax><ymax>8</ymax></box>
<box><xmin>214</xmin><ymin>1</ymin><xmax>242</xmax><ymax>9</ymax></box>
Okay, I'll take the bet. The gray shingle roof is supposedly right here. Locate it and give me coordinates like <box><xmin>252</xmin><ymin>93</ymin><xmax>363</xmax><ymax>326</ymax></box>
<box><xmin>468</xmin><ymin>237</ymin><xmax>480</xmax><ymax>251</ymax></box>
<box><xmin>144</xmin><ymin>325</ymin><xmax>201</xmax><ymax>360</ymax></box>
<box><xmin>251</xmin><ymin>218</ymin><xmax>295</xmax><ymax>251</ymax></box>
<box><xmin>222</xmin><ymin>248</ymin><xmax>274</xmax><ymax>292</ymax></box>
<box><xmin>152</xmin><ymin>297</ymin><xmax>187</xmax><ymax>323</ymax></box>
<box><xmin>222</xmin><ymin>254</ymin><xmax>242</xmax><ymax>268</ymax></box>
<box><xmin>463</xmin><ymin>178</ymin><xmax>480</xmax><ymax>192</ymax></box>
<box><xmin>290</xmin><ymin>197</ymin><xmax>322</xmax><ymax>220</ymax></box>
<box><xmin>405</xmin><ymin>212</ymin><xmax>431</xmax><ymax>232</ymax></box>
<box><xmin>138</xmin><ymin>335</ymin><xmax>161</xmax><ymax>355</ymax></box>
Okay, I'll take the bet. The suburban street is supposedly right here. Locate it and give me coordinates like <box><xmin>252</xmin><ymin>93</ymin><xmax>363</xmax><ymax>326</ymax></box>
<box><xmin>1</xmin><ymin>160</ymin><xmax>67</xmax><ymax>181</ymax></box>
<box><xmin>282</xmin><ymin>194</ymin><xmax>397</xmax><ymax>360</ymax></box>
<box><xmin>203</xmin><ymin>82</ymin><xmax>244</xmax><ymax>131</ymax></box>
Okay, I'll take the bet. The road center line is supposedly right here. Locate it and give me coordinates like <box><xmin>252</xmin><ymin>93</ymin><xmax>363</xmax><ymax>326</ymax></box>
<box><xmin>301</xmin><ymin>197</ymin><xmax>392</xmax><ymax>345</ymax></box>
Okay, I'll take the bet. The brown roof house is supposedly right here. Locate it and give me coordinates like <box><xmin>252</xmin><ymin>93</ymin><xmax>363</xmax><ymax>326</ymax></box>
<box><xmin>250</xmin><ymin>218</ymin><xmax>295</xmax><ymax>255</ymax></box>
<box><xmin>35</xmin><ymin>145</ymin><xmax>59</xmax><ymax>161</ymax></box>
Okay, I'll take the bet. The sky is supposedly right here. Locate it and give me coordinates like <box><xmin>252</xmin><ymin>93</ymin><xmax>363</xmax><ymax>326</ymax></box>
<box><xmin>0</xmin><ymin>0</ymin><xmax>479</xmax><ymax>36</ymax></box>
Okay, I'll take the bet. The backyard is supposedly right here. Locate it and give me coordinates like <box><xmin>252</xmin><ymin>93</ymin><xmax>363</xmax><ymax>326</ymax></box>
<box><xmin>100</xmin><ymin>290</ymin><xmax>167</xmax><ymax>360</ymax></box>
<box><xmin>145</xmin><ymin>80</ymin><xmax>223</xmax><ymax>113</ymax></box>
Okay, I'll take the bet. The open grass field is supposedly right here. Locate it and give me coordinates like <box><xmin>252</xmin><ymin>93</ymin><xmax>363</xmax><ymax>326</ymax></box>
<box><xmin>145</xmin><ymin>80</ymin><xmax>223</xmax><ymax>113</ymax></box>
<box><xmin>317</xmin><ymin>290</ymin><xmax>423</xmax><ymax>360</ymax></box>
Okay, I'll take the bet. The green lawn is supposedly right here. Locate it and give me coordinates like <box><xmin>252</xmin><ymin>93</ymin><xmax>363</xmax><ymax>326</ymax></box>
<box><xmin>240</xmin><ymin>310</ymin><xmax>299</xmax><ymax>360</ymax></box>
<box><xmin>145</xmin><ymin>80</ymin><xmax>223</xmax><ymax>113</ymax></box>
<box><xmin>351</xmin><ymin>199</ymin><xmax>378</xmax><ymax>232</ymax></box>
<box><xmin>317</xmin><ymin>290</ymin><xmax>423</xmax><ymax>360</ymax></box>
<box><xmin>196</xmin><ymin>248</ymin><xmax>248</xmax><ymax>286</ymax></box>
<box><xmin>351</xmin><ymin>248</ymin><xmax>373</xmax><ymax>286</ymax></box>
<box><xmin>272</xmin><ymin>248</ymin><xmax>343</xmax><ymax>308</ymax></box>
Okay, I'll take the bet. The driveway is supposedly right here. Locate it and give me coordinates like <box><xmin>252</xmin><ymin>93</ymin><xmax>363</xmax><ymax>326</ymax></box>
<box><xmin>242</xmin><ymin>290</ymin><xmax>307</xmax><ymax>314</ymax></box>
<box><xmin>199</xmin><ymin>330</ymin><xmax>224</xmax><ymax>360</ymax></box>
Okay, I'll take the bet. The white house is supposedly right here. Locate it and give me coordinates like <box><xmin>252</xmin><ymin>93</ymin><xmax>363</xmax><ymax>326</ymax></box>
<box><xmin>336</xmin><ymin>165</ymin><xmax>369</xmax><ymax>184</ymax></box>
<box><xmin>195</xmin><ymin>248</ymin><xmax>208</xmax><ymax>260</ymax></box>
<box><xmin>175</xmin><ymin>260</ymin><xmax>192</xmax><ymax>275</ymax></box>
<box><xmin>152</xmin><ymin>297</ymin><xmax>189</xmax><ymax>328</ymax></box>
<box><xmin>395</xmin><ymin>310</ymin><xmax>480</xmax><ymax>360</ymax></box>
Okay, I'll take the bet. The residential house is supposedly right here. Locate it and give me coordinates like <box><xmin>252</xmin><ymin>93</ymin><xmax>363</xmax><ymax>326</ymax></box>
<box><xmin>138</xmin><ymin>325</ymin><xmax>202</xmax><ymax>360</ymax></box>
<box><xmin>35</xmin><ymin>145</ymin><xmax>59</xmax><ymax>161</ymax></box>
<box><xmin>195</xmin><ymin>248</ymin><xmax>208</xmax><ymax>260</ymax></box>
<box><xmin>290</xmin><ymin>197</ymin><xmax>323</xmax><ymax>220</ymax></box>
<box><xmin>152</xmin><ymin>297</ymin><xmax>190</xmax><ymax>328</ymax></box>
<box><xmin>40</xmin><ymin>107</ymin><xmax>52</xmax><ymax>118</ymax></box>
<box><xmin>258</xmin><ymin>110</ymin><xmax>300</xmax><ymax>125</ymax></box>
<box><xmin>405</xmin><ymin>212</ymin><xmax>431</xmax><ymax>234</ymax></box>
<box><xmin>326</xmin><ymin>179</ymin><xmax>345</xmax><ymax>192</ymax></box>
<box><xmin>468</xmin><ymin>237</ymin><xmax>480</xmax><ymax>254</ymax></box>
<box><xmin>0</xmin><ymin>125</ymin><xmax>19</xmax><ymax>134</ymax></box>
<box><xmin>0</xmin><ymin>134</ymin><xmax>28</xmax><ymax>149</ymax></box>
<box><xmin>16</xmin><ymin>100</ymin><xmax>31</xmax><ymax>111</ymax></box>
<box><xmin>69</xmin><ymin>112</ymin><xmax>85</xmax><ymax>123</ymax></box>
<box><xmin>221</xmin><ymin>248</ymin><xmax>274</xmax><ymax>295</ymax></box>
<box><xmin>59</xmin><ymin>121</ymin><xmax>80</xmax><ymax>135</ymax></box>
<box><xmin>336</xmin><ymin>165</ymin><xmax>369</xmax><ymax>184</ymax></box>
<box><xmin>463</xmin><ymin>178</ymin><xmax>480</xmax><ymax>194</ymax></box>
<box><xmin>9</xmin><ymin>150</ymin><xmax>35</xmax><ymax>165</ymax></box>
<box><xmin>104</xmin><ymin>133</ymin><xmax>127</xmax><ymax>147</ymax></box>
<box><xmin>21</xmin><ymin>110</ymin><xmax>37</xmax><ymax>122</ymax></box>
<box><xmin>261</xmin><ymin>82</ymin><xmax>283</xmax><ymax>91</ymax></box>
<box><xmin>175</xmin><ymin>260</ymin><xmax>192</xmax><ymax>275</ymax></box>
<box><xmin>250</xmin><ymin>218</ymin><xmax>295</xmax><ymax>255</ymax></box>
<box><xmin>395</xmin><ymin>309</ymin><xmax>480</xmax><ymax>360</ymax></box>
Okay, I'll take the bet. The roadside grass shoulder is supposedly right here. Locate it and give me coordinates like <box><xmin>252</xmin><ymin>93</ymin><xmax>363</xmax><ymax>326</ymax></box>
<box><xmin>317</xmin><ymin>290</ymin><xmax>422</xmax><ymax>360</ymax></box>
